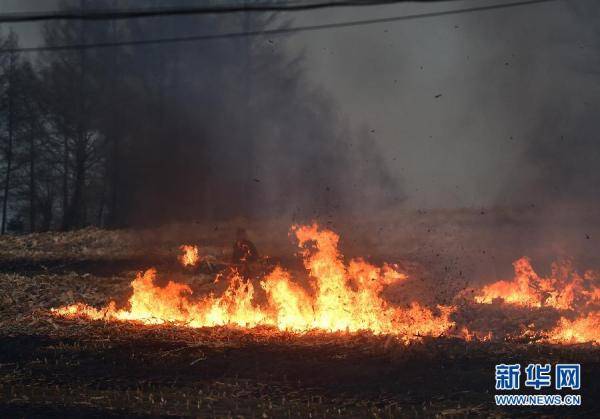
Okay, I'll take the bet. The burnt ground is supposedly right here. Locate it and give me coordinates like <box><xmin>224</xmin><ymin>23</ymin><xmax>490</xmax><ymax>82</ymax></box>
<box><xmin>1</xmin><ymin>221</ymin><xmax>600</xmax><ymax>418</ymax></box>
<box><xmin>1</xmin><ymin>324</ymin><xmax>599</xmax><ymax>418</ymax></box>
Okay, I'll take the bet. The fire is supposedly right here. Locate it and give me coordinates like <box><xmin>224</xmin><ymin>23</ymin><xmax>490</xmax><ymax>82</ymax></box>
<box><xmin>459</xmin><ymin>327</ymin><xmax>493</xmax><ymax>342</ymax></box>
<box><xmin>52</xmin><ymin>224</ymin><xmax>455</xmax><ymax>340</ymax></box>
<box><xmin>51</xmin><ymin>224</ymin><xmax>600</xmax><ymax>345</ymax></box>
<box><xmin>469</xmin><ymin>257</ymin><xmax>600</xmax><ymax>344</ymax></box>
<box><xmin>547</xmin><ymin>312</ymin><xmax>600</xmax><ymax>345</ymax></box>
<box><xmin>179</xmin><ymin>245</ymin><xmax>199</xmax><ymax>267</ymax></box>
<box><xmin>473</xmin><ymin>257</ymin><xmax>600</xmax><ymax>310</ymax></box>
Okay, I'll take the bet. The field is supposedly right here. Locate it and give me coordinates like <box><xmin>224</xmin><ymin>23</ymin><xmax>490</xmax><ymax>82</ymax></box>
<box><xmin>1</xmin><ymin>208</ymin><xmax>599</xmax><ymax>417</ymax></box>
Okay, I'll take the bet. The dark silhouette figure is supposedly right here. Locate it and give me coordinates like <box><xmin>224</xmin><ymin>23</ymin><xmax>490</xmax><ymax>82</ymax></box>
<box><xmin>232</xmin><ymin>228</ymin><xmax>259</xmax><ymax>279</ymax></box>
<box><xmin>232</xmin><ymin>228</ymin><xmax>259</xmax><ymax>264</ymax></box>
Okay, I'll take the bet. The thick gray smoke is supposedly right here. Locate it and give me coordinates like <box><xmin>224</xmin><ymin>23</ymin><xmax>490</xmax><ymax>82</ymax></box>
<box><xmin>2</xmin><ymin>1</ymin><xmax>599</xmax><ymax>301</ymax></box>
<box><xmin>1</xmin><ymin>0</ymin><xmax>403</xmax><ymax>229</ymax></box>
<box><xmin>279</xmin><ymin>0</ymin><xmax>600</xmax><ymax>211</ymax></box>
<box><xmin>2</xmin><ymin>0</ymin><xmax>599</xmax><ymax>273</ymax></box>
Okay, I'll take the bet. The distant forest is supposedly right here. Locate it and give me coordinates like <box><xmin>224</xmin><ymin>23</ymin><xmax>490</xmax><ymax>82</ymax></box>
<box><xmin>0</xmin><ymin>1</ymin><xmax>400</xmax><ymax>233</ymax></box>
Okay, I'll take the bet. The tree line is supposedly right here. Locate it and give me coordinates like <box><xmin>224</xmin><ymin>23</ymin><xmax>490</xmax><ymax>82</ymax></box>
<box><xmin>0</xmin><ymin>1</ymin><xmax>400</xmax><ymax>234</ymax></box>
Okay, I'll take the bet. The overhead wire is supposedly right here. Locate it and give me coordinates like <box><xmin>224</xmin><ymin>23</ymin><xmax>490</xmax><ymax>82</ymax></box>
<box><xmin>0</xmin><ymin>0</ymin><xmax>561</xmax><ymax>54</ymax></box>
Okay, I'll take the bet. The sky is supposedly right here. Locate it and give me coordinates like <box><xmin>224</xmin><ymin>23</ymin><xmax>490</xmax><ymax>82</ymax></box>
<box><xmin>2</xmin><ymin>0</ymin><xmax>599</xmax><ymax>209</ymax></box>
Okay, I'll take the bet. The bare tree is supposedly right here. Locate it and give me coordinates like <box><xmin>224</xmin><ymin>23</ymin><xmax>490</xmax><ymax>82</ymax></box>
<box><xmin>38</xmin><ymin>0</ymin><xmax>108</xmax><ymax>230</ymax></box>
<box><xmin>0</xmin><ymin>33</ymin><xmax>18</xmax><ymax>234</ymax></box>
<box><xmin>1</xmin><ymin>0</ymin><xmax>399</xmax><ymax>231</ymax></box>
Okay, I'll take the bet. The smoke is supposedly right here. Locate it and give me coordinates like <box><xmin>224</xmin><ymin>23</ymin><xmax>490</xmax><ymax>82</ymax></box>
<box><xmin>25</xmin><ymin>0</ymin><xmax>403</xmax><ymax>227</ymax></box>
<box><xmin>3</xmin><ymin>0</ymin><xmax>599</xmax><ymax>266</ymax></box>
<box><xmin>481</xmin><ymin>1</ymin><xmax>600</xmax><ymax>208</ymax></box>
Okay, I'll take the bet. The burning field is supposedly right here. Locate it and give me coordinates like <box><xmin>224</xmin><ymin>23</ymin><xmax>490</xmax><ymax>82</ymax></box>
<box><xmin>48</xmin><ymin>222</ymin><xmax>600</xmax><ymax>345</ymax></box>
<box><xmin>1</xmin><ymin>211</ymin><xmax>600</xmax><ymax>416</ymax></box>
<box><xmin>52</xmin><ymin>224</ymin><xmax>455</xmax><ymax>339</ymax></box>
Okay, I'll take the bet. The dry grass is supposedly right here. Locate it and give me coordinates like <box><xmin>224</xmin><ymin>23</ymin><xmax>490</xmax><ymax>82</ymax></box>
<box><xmin>1</xmin><ymin>210</ymin><xmax>599</xmax><ymax>417</ymax></box>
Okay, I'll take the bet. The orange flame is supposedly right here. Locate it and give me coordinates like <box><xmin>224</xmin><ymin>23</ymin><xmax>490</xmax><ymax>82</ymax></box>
<box><xmin>547</xmin><ymin>312</ymin><xmax>600</xmax><ymax>345</ymax></box>
<box><xmin>474</xmin><ymin>257</ymin><xmax>600</xmax><ymax>310</ymax></box>
<box><xmin>470</xmin><ymin>257</ymin><xmax>600</xmax><ymax>344</ymax></box>
<box><xmin>459</xmin><ymin>327</ymin><xmax>493</xmax><ymax>342</ymax></box>
<box><xmin>52</xmin><ymin>224</ymin><xmax>454</xmax><ymax>340</ymax></box>
<box><xmin>178</xmin><ymin>245</ymin><xmax>199</xmax><ymax>267</ymax></box>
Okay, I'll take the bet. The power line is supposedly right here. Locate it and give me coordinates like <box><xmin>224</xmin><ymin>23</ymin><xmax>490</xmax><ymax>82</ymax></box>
<box><xmin>3</xmin><ymin>0</ymin><xmax>561</xmax><ymax>54</ymax></box>
<box><xmin>0</xmin><ymin>1</ymin><xmax>454</xmax><ymax>23</ymax></box>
